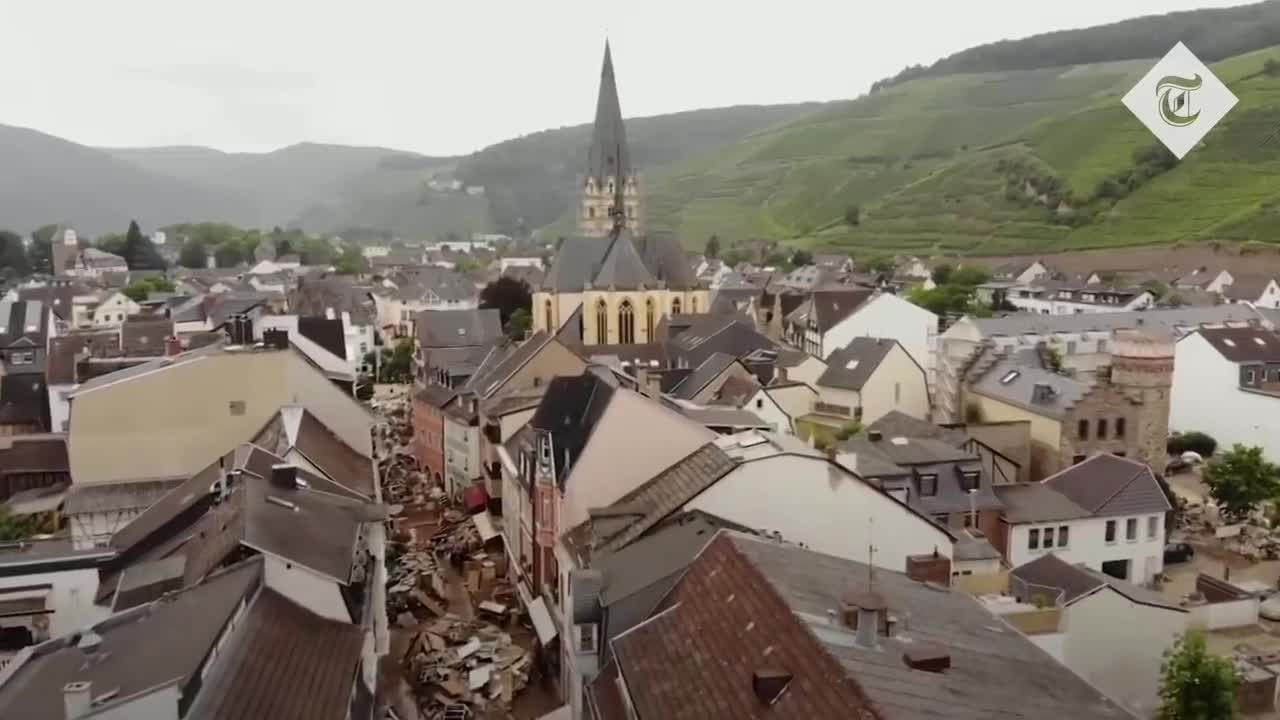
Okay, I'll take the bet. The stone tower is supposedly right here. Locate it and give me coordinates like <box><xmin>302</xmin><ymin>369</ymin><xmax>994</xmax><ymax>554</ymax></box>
<box><xmin>578</xmin><ymin>41</ymin><xmax>641</xmax><ymax>237</ymax></box>
<box><xmin>1109</xmin><ymin>327</ymin><xmax>1175</xmax><ymax>472</ymax></box>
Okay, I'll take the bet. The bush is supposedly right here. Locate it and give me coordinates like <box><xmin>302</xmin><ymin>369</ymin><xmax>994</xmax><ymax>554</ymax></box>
<box><xmin>1168</xmin><ymin>431</ymin><xmax>1218</xmax><ymax>457</ymax></box>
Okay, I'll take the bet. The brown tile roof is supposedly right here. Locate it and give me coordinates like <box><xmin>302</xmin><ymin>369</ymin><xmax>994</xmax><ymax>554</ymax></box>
<box><xmin>1197</xmin><ymin>326</ymin><xmax>1280</xmax><ymax>363</ymax></box>
<box><xmin>1044</xmin><ymin>453</ymin><xmax>1171</xmax><ymax>518</ymax></box>
<box><xmin>597</xmin><ymin>532</ymin><xmax>881</xmax><ymax>720</ymax></box>
<box><xmin>188</xmin><ymin>588</ymin><xmax>363</xmax><ymax>720</ymax></box>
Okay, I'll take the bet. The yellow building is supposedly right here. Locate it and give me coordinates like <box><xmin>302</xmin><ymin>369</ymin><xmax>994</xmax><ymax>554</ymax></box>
<box><xmin>533</xmin><ymin>42</ymin><xmax>707</xmax><ymax>344</ymax></box>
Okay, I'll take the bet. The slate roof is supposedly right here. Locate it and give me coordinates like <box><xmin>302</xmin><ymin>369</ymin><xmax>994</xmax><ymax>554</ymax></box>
<box><xmin>415</xmin><ymin>384</ymin><xmax>458</xmax><ymax>410</ymax></box>
<box><xmin>186</xmin><ymin>588</ymin><xmax>363</xmax><ymax>720</ymax></box>
<box><xmin>529</xmin><ymin>372</ymin><xmax>619</xmax><ymax>484</ymax></box>
<box><xmin>672</xmin><ymin>352</ymin><xmax>738</xmax><ymax>400</ymax></box>
<box><xmin>969</xmin><ymin>353</ymin><xmax>1091</xmax><ymax>419</ymax></box>
<box><xmin>595</xmin><ymin>532</ymin><xmax>881</xmax><ymax>720</ymax></box>
<box><xmin>840</xmin><ymin>434</ymin><xmax>1001</xmax><ymax>516</ymax></box>
<box><xmin>120</xmin><ymin>318</ymin><xmax>172</xmax><ymax>355</ymax></box>
<box><xmin>1044</xmin><ymin>453</ymin><xmax>1171</xmax><ymax>518</ymax></box>
<box><xmin>415</xmin><ymin>308</ymin><xmax>501</xmax><ymax>349</ymax></box>
<box><xmin>0</xmin><ymin>557</ymin><xmax>262</xmax><ymax>720</ymax></box>
<box><xmin>17</xmin><ymin>283</ymin><xmax>92</xmax><ymax>321</ymax></box>
<box><xmin>671</xmin><ymin>315</ymin><xmax>778</xmax><ymax>368</ymax></box>
<box><xmin>730</xmin><ymin>533</ymin><xmax>1128</xmax><ymax>719</ymax></box>
<box><xmin>289</xmin><ymin>275</ymin><xmax>375</xmax><ymax>325</ymax></box>
<box><xmin>1011</xmin><ymin>553</ymin><xmax>1184</xmax><ymax>611</ymax></box>
<box><xmin>586</xmin><ymin>41</ymin><xmax>630</xmax><ymax>183</ymax></box>
<box><xmin>993</xmin><ymin>483</ymin><xmax>1092</xmax><ymax>523</ymax></box>
<box><xmin>297</xmin><ymin>317</ymin><xmax>348</xmax><ymax>361</ymax></box>
<box><xmin>971</xmin><ymin>304</ymin><xmax>1262</xmax><ymax>338</ymax></box>
<box><xmin>1196</xmin><ymin>326</ymin><xmax>1280</xmax><ymax>363</ymax></box>
<box><xmin>541</xmin><ymin>233</ymin><xmax>696</xmax><ymax>291</ymax></box>
<box><xmin>867</xmin><ymin>410</ymin><xmax>969</xmax><ymax>447</ymax></box>
<box><xmin>818</xmin><ymin>337</ymin><xmax>898</xmax><ymax>391</ymax></box>
<box><xmin>1220</xmin><ymin>273</ymin><xmax>1277</xmax><ymax>301</ymax></box>
<box><xmin>465</xmin><ymin>331</ymin><xmax>559</xmax><ymax>398</ymax></box>
<box><xmin>250</xmin><ymin>407</ymin><xmax>376</xmax><ymax>497</ymax></box>
<box><xmin>0</xmin><ymin>299</ymin><xmax>48</xmax><ymax>348</ymax></box>
<box><xmin>808</xmin><ymin>288</ymin><xmax>874</xmax><ymax>332</ymax></box>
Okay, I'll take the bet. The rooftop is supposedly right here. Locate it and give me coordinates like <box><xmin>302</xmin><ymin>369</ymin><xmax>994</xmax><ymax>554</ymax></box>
<box><xmin>1044</xmin><ymin>453</ymin><xmax>1171</xmax><ymax>518</ymax></box>
<box><xmin>970</xmin><ymin>304</ymin><xmax>1262</xmax><ymax>338</ymax></box>
<box><xmin>1010</xmin><ymin>552</ymin><xmax>1183</xmax><ymax>611</ymax></box>
<box><xmin>1195</xmin><ymin>326</ymin><xmax>1280</xmax><ymax>364</ymax></box>
<box><xmin>415</xmin><ymin>308</ymin><xmax>501</xmax><ymax>349</ymax></box>
<box><xmin>818</xmin><ymin>337</ymin><xmax>901</xmax><ymax>391</ymax></box>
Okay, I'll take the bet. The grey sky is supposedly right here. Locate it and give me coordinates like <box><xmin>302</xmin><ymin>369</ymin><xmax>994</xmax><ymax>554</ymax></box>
<box><xmin>2</xmin><ymin>0</ymin><xmax>1253</xmax><ymax>156</ymax></box>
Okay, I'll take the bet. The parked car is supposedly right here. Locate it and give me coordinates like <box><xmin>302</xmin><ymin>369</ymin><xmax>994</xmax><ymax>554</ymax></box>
<box><xmin>1261</xmin><ymin>596</ymin><xmax>1280</xmax><ymax>621</ymax></box>
<box><xmin>1164</xmin><ymin>542</ymin><xmax>1196</xmax><ymax>564</ymax></box>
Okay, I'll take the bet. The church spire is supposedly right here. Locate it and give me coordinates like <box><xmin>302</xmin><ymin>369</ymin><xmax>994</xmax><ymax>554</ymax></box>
<box><xmin>587</xmin><ymin>40</ymin><xmax>630</xmax><ymax>184</ymax></box>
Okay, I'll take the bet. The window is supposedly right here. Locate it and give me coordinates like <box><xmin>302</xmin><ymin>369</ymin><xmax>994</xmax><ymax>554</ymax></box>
<box><xmin>617</xmin><ymin>300</ymin><xmax>635</xmax><ymax>344</ymax></box>
<box><xmin>1066</xmin><ymin>341</ymin><xmax>1077</xmax><ymax>354</ymax></box>
<box><xmin>1028</xmin><ymin>529</ymin><xmax>1040</xmax><ymax>550</ymax></box>
<box><xmin>1115</xmin><ymin>417</ymin><xmax>1126</xmax><ymax>438</ymax></box>
<box><xmin>576</xmin><ymin>623</ymin><xmax>598</xmax><ymax>654</ymax></box>
<box><xmin>1148</xmin><ymin>515</ymin><xmax>1159</xmax><ymax>539</ymax></box>
<box><xmin>959</xmin><ymin>470</ymin><xmax>979</xmax><ymax>492</ymax></box>
<box><xmin>1058</xmin><ymin>525</ymin><xmax>1069</xmax><ymax>547</ymax></box>
<box><xmin>1077</xmin><ymin>419</ymin><xmax>1089</xmax><ymax>440</ymax></box>
<box><xmin>1096</xmin><ymin>418</ymin><xmax>1108</xmax><ymax>440</ymax></box>
<box><xmin>671</xmin><ymin>297</ymin><xmax>682</xmax><ymax>315</ymax></box>
<box><xmin>1105</xmin><ymin>520</ymin><xmax>1116</xmax><ymax>543</ymax></box>
<box><xmin>228</xmin><ymin>400</ymin><xmax>246</xmax><ymax>416</ymax></box>
<box><xmin>595</xmin><ymin>300</ymin><xmax>608</xmax><ymax>342</ymax></box>
<box><xmin>918</xmin><ymin>473</ymin><xmax>938</xmax><ymax>497</ymax></box>
<box><xmin>645</xmin><ymin>298</ymin><xmax>655</xmax><ymax>340</ymax></box>
<box><xmin>756</xmin><ymin>399</ymin><xmax>764</xmax><ymax>410</ymax></box>
<box><xmin>588</xmin><ymin>207</ymin><xmax>595</xmax><ymax>219</ymax></box>
<box><xmin>545</xmin><ymin>300</ymin><xmax>553</xmax><ymax>332</ymax></box>
<box><xmin>1043</xmin><ymin>527</ymin><xmax>1055</xmax><ymax>548</ymax></box>
<box><xmin>1248</xmin><ymin>369</ymin><xmax>1256</xmax><ymax>383</ymax></box>
<box><xmin>10</xmin><ymin>351</ymin><xmax>34</xmax><ymax>365</ymax></box>
<box><xmin>1126</xmin><ymin>518</ymin><xmax>1137</xmax><ymax>541</ymax></box>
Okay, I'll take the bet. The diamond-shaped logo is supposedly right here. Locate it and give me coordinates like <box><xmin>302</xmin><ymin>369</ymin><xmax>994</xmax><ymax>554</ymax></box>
<box><xmin>1122</xmin><ymin>42</ymin><xmax>1238</xmax><ymax>159</ymax></box>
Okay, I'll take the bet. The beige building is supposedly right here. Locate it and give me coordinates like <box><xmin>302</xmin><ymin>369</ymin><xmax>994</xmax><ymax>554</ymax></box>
<box><xmin>66</xmin><ymin>345</ymin><xmax>373</xmax><ymax>486</ymax></box>
<box><xmin>813</xmin><ymin>337</ymin><xmax>930</xmax><ymax>426</ymax></box>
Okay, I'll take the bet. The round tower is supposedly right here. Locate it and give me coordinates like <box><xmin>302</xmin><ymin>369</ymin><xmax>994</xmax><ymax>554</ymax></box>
<box><xmin>1109</xmin><ymin>327</ymin><xmax>1175</xmax><ymax>472</ymax></box>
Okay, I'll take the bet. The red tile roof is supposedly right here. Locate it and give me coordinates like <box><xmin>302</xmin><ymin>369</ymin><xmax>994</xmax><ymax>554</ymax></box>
<box><xmin>596</xmin><ymin>533</ymin><xmax>881</xmax><ymax>720</ymax></box>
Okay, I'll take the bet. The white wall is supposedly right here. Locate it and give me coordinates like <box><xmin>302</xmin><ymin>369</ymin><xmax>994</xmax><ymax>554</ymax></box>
<box><xmin>685</xmin><ymin>454</ymin><xmax>953</xmax><ymax>572</ymax></box>
<box><xmin>1008</xmin><ymin>514</ymin><xmax>1165</xmax><ymax>583</ymax></box>
<box><xmin>860</xmin><ymin>343</ymin><xmax>929</xmax><ymax>423</ymax></box>
<box><xmin>1172</xmin><ymin>333</ymin><xmax>1280</xmax><ymax>461</ymax></box>
<box><xmin>1062</xmin><ymin>587</ymin><xmax>1187</xmax><ymax>717</ymax></box>
<box><xmin>92</xmin><ymin>293</ymin><xmax>139</xmax><ymax>327</ymax></box>
<box><xmin>785</xmin><ymin>357</ymin><xmax>826</xmax><ymax>387</ymax></box>
<box><xmin>814</xmin><ymin>385</ymin><xmax>861</xmax><ymax>420</ymax></box>
<box><xmin>0</xmin><ymin>566</ymin><xmax>109</xmax><ymax>638</ymax></box>
<box><xmin>1029</xmin><ymin>632</ymin><xmax>1066</xmax><ymax>661</ymax></box>
<box><xmin>822</xmin><ymin>294</ymin><xmax>938</xmax><ymax>377</ymax></box>
<box><xmin>263</xmin><ymin>554</ymin><xmax>351</xmax><ymax>623</ymax></box>
<box><xmin>1187</xmin><ymin>597</ymin><xmax>1259</xmax><ymax>630</ymax></box>
<box><xmin>744</xmin><ymin>389</ymin><xmax>793</xmax><ymax>433</ymax></box>
<box><xmin>444</xmin><ymin>419</ymin><xmax>479</xmax><ymax>501</ymax></box>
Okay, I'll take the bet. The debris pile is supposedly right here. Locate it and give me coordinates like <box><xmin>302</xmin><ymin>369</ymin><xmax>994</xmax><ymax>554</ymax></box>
<box><xmin>404</xmin><ymin>616</ymin><xmax>531</xmax><ymax>715</ymax></box>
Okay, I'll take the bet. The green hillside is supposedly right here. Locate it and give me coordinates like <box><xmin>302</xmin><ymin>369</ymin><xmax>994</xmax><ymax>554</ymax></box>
<box><xmin>635</xmin><ymin>45</ymin><xmax>1280</xmax><ymax>256</ymax></box>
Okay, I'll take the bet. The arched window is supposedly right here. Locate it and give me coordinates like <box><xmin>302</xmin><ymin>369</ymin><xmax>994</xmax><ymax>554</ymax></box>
<box><xmin>618</xmin><ymin>300</ymin><xmax>635</xmax><ymax>344</ymax></box>
<box><xmin>595</xmin><ymin>299</ymin><xmax>608</xmax><ymax>343</ymax></box>
<box><xmin>544</xmin><ymin>300</ymin><xmax>554</xmax><ymax>332</ymax></box>
<box><xmin>672</xmin><ymin>297</ymin><xmax>682</xmax><ymax>315</ymax></box>
<box><xmin>645</xmin><ymin>298</ymin><xmax>656</xmax><ymax>341</ymax></box>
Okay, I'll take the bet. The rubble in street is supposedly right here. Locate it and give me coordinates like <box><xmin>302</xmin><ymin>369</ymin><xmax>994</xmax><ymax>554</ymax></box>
<box><xmin>375</xmin><ymin>388</ymin><xmax>535</xmax><ymax>720</ymax></box>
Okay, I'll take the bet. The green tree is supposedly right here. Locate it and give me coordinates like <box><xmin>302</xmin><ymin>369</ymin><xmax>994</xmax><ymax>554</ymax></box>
<box><xmin>790</xmin><ymin>249</ymin><xmax>814</xmax><ymax>267</ymax></box>
<box><xmin>300</xmin><ymin>237</ymin><xmax>337</xmax><ymax>266</ymax></box>
<box><xmin>505</xmin><ymin>307</ymin><xmax>532</xmax><ymax>339</ymax></box>
<box><xmin>214</xmin><ymin>241</ymin><xmax>244</xmax><ymax>268</ymax></box>
<box><xmin>0</xmin><ymin>231</ymin><xmax>30</xmax><ymax>278</ymax></box>
<box><xmin>480</xmin><ymin>275</ymin><xmax>532</xmax><ymax>326</ymax></box>
<box><xmin>949</xmin><ymin>265</ymin><xmax>990</xmax><ymax>288</ymax></box>
<box><xmin>368</xmin><ymin>338</ymin><xmax>415</xmax><ymax>384</ymax></box>
<box><xmin>334</xmin><ymin>246</ymin><xmax>369</xmax><ymax>275</ymax></box>
<box><xmin>835</xmin><ymin>420</ymin><xmax>863</xmax><ymax>441</ymax></box>
<box><xmin>122</xmin><ymin>220</ymin><xmax>164</xmax><ymax>270</ymax></box>
<box><xmin>178</xmin><ymin>242</ymin><xmax>208</xmax><ymax>269</ymax></box>
<box><xmin>96</xmin><ymin>233</ymin><xmax>127</xmax><ymax>257</ymax></box>
<box><xmin>26</xmin><ymin>225</ymin><xmax>56</xmax><ymax>274</ymax></box>
<box><xmin>844</xmin><ymin>205</ymin><xmax>861</xmax><ymax>226</ymax></box>
<box><xmin>1202</xmin><ymin>444</ymin><xmax>1280</xmax><ymax>521</ymax></box>
<box><xmin>931</xmin><ymin>263</ymin><xmax>954</xmax><ymax>285</ymax></box>
<box><xmin>1157</xmin><ymin>630</ymin><xmax>1238</xmax><ymax>720</ymax></box>
<box><xmin>862</xmin><ymin>254</ymin><xmax>896</xmax><ymax>275</ymax></box>
<box><xmin>0</xmin><ymin>505</ymin><xmax>41</xmax><ymax>542</ymax></box>
<box><xmin>705</xmin><ymin>234</ymin><xmax>721</xmax><ymax>259</ymax></box>
<box><xmin>122</xmin><ymin>281</ymin><xmax>151</xmax><ymax>302</ymax></box>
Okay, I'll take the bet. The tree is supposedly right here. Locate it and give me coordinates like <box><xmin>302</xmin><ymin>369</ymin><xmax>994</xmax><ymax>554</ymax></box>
<box><xmin>0</xmin><ymin>231</ymin><xmax>30</xmax><ymax>278</ymax></box>
<box><xmin>1202</xmin><ymin>444</ymin><xmax>1280</xmax><ymax>521</ymax></box>
<box><xmin>480</xmin><ymin>275</ymin><xmax>532</xmax><ymax>326</ymax></box>
<box><xmin>1157</xmin><ymin>630</ymin><xmax>1238</xmax><ymax>720</ymax></box>
<box><xmin>862</xmin><ymin>254</ymin><xmax>896</xmax><ymax>275</ymax></box>
<box><xmin>790</xmin><ymin>249</ymin><xmax>814</xmax><ymax>267</ymax></box>
<box><xmin>367</xmin><ymin>338</ymin><xmax>415</xmax><ymax>384</ymax></box>
<box><xmin>844</xmin><ymin>205</ymin><xmax>861</xmax><ymax>226</ymax></box>
<box><xmin>26</xmin><ymin>225</ymin><xmax>56</xmax><ymax>275</ymax></box>
<box><xmin>122</xmin><ymin>275</ymin><xmax>175</xmax><ymax>302</ymax></box>
<box><xmin>300</xmin><ymin>237</ymin><xmax>337</xmax><ymax>266</ymax></box>
<box><xmin>96</xmin><ymin>233</ymin><xmax>127</xmax><ymax>257</ymax></box>
<box><xmin>835</xmin><ymin>420</ymin><xmax>863</xmax><ymax>441</ymax></box>
<box><xmin>705</xmin><ymin>234</ymin><xmax>721</xmax><ymax>259</ymax></box>
<box><xmin>178</xmin><ymin>242</ymin><xmax>208</xmax><ymax>269</ymax></box>
<box><xmin>949</xmin><ymin>265</ymin><xmax>990</xmax><ymax>288</ymax></box>
<box><xmin>506</xmin><ymin>307</ymin><xmax>532</xmax><ymax>339</ymax></box>
<box><xmin>931</xmin><ymin>263</ymin><xmax>954</xmax><ymax>285</ymax></box>
<box><xmin>121</xmin><ymin>220</ymin><xmax>164</xmax><ymax>270</ymax></box>
<box><xmin>0</xmin><ymin>505</ymin><xmax>41</xmax><ymax>542</ymax></box>
<box><xmin>215</xmin><ymin>241</ymin><xmax>244</xmax><ymax>268</ymax></box>
<box><xmin>334</xmin><ymin>246</ymin><xmax>369</xmax><ymax>276</ymax></box>
<box><xmin>1266</xmin><ymin>58</ymin><xmax>1280</xmax><ymax>77</ymax></box>
<box><xmin>1168</xmin><ymin>432</ymin><xmax>1218</xmax><ymax>457</ymax></box>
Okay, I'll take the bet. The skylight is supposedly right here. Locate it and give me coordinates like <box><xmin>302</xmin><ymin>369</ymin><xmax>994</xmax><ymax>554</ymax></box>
<box><xmin>1223</xmin><ymin>338</ymin><xmax>1237</xmax><ymax>347</ymax></box>
<box><xmin>1255</xmin><ymin>337</ymin><xmax>1268</xmax><ymax>346</ymax></box>
<box><xmin>845</xmin><ymin>360</ymin><xmax>860</xmax><ymax>370</ymax></box>
<box><xmin>999</xmin><ymin>370</ymin><xmax>1021</xmax><ymax>384</ymax></box>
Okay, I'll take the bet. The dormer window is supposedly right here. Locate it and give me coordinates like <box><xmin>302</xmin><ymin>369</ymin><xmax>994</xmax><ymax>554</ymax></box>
<box><xmin>918</xmin><ymin>473</ymin><xmax>938</xmax><ymax>497</ymax></box>
<box><xmin>959</xmin><ymin>470</ymin><xmax>979</xmax><ymax>492</ymax></box>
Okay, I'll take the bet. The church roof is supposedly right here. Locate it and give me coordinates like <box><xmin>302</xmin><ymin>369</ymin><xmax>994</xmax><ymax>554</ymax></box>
<box><xmin>587</xmin><ymin>41</ymin><xmax>630</xmax><ymax>183</ymax></box>
<box><xmin>543</xmin><ymin>232</ymin><xmax>696</xmax><ymax>292</ymax></box>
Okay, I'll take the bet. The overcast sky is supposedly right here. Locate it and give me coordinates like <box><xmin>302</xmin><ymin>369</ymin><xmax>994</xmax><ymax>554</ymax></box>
<box><xmin>1</xmin><ymin>0</ymin><xmax>1253</xmax><ymax>156</ymax></box>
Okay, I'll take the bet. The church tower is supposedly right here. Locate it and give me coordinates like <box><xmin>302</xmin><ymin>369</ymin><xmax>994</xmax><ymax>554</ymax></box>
<box><xmin>579</xmin><ymin>42</ymin><xmax>641</xmax><ymax>237</ymax></box>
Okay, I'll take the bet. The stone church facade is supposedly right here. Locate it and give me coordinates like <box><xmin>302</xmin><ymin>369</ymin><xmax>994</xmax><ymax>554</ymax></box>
<box><xmin>533</xmin><ymin>43</ymin><xmax>707</xmax><ymax>345</ymax></box>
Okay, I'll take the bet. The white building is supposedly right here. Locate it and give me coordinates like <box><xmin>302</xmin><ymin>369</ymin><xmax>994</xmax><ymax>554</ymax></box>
<box><xmin>0</xmin><ymin>542</ymin><xmax>114</xmax><ymax>666</ymax></box>
<box><xmin>1001</xmin><ymin>552</ymin><xmax>1188</xmax><ymax>717</ymax></box>
<box><xmin>791</xmin><ymin>291</ymin><xmax>938</xmax><ymax>380</ymax></box>
<box><xmin>90</xmin><ymin>291</ymin><xmax>140</xmax><ymax>327</ymax></box>
<box><xmin>740</xmin><ymin>382</ymin><xmax>817</xmax><ymax>434</ymax></box>
<box><xmin>1219</xmin><ymin>273</ymin><xmax>1280</xmax><ymax>309</ymax></box>
<box><xmin>994</xmin><ymin>454</ymin><xmax>1170</xmax><ymax>584</ymax></box>
<box><xmin>498</xmin><ymin>257</ymin><xmax>543</xmax><ymax>273</ymax></box>
<box><xmin>815</xmin><ymin>337</ymin><xmax>930</xmax><ymax>425</ymax></box>
<box><xmin>1171</xmin><ymin>327</ymin><xmax>1280</xmax><ymax>461</ymax></box>
<box><xmin>1001</xmin><ymin>283</ymin><xmax>1155</xmax><ymax>316</ymax></box>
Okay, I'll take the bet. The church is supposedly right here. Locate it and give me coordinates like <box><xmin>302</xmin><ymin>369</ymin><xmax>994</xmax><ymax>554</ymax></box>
<box><xmin>531</xmin><ymin>43</ymin><xmax>709</xmax><ymax>345</ymax></box>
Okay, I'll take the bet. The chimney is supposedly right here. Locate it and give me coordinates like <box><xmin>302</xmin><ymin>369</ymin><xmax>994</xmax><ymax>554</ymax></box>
<box><xmin>906</xmin><ymin>552</ymin><xmax>951</xmax><ymax>586</ymax></box>
<box><xmin>903</xmin><ymin>643</ymin><xmax>951</xmax><ymax>673</ymax></box>
<box><xmin>164</xmin><ymin>336</ymin><xmax>183</xmax><ymax>357</ymax></box>
<box><xmin>840</xmin><ymin>590</ymin><xmax>887</xmax><ymax>649</ymax></box>
<box><xmin>1030</xmin><ymin>383</ymin><xmax>1055</xmax><ymax>404</ymax></box>
<box><xmin>751</xmin><ymin>669</ymin><xmax>793</xmax><ymax>705</ymax></box>
<box><xmin>263</xmin><ymin>328</ymin><xmax>289</xmax><ymax>350</ymax></box>
<box><xmin>63</xmin><ymin>681</ymin><xmax>92</xmax><ymax>719</ymax></box>
<box><xmin>271</xmin><ymin>463</ymin><xmax>298</xmax><ymax>490</ymax></box>
<box><xmin>867</xmin><ymin>430</ymin><xmax>883</xmax><ymax>442</ymax></box>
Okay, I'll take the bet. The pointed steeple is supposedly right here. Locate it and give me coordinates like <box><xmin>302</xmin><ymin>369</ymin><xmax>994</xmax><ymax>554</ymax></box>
<box><xmin>587</xmin><ymin>41</ymin><xmax>630</xmax><ymax>184</ymax></box>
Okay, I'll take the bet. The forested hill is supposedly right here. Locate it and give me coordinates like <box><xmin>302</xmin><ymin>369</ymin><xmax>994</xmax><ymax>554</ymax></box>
<box><xmin>873</xmin><ymin>0</ymin><xmax>1280</xmax><ymax>91</ymax></box>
